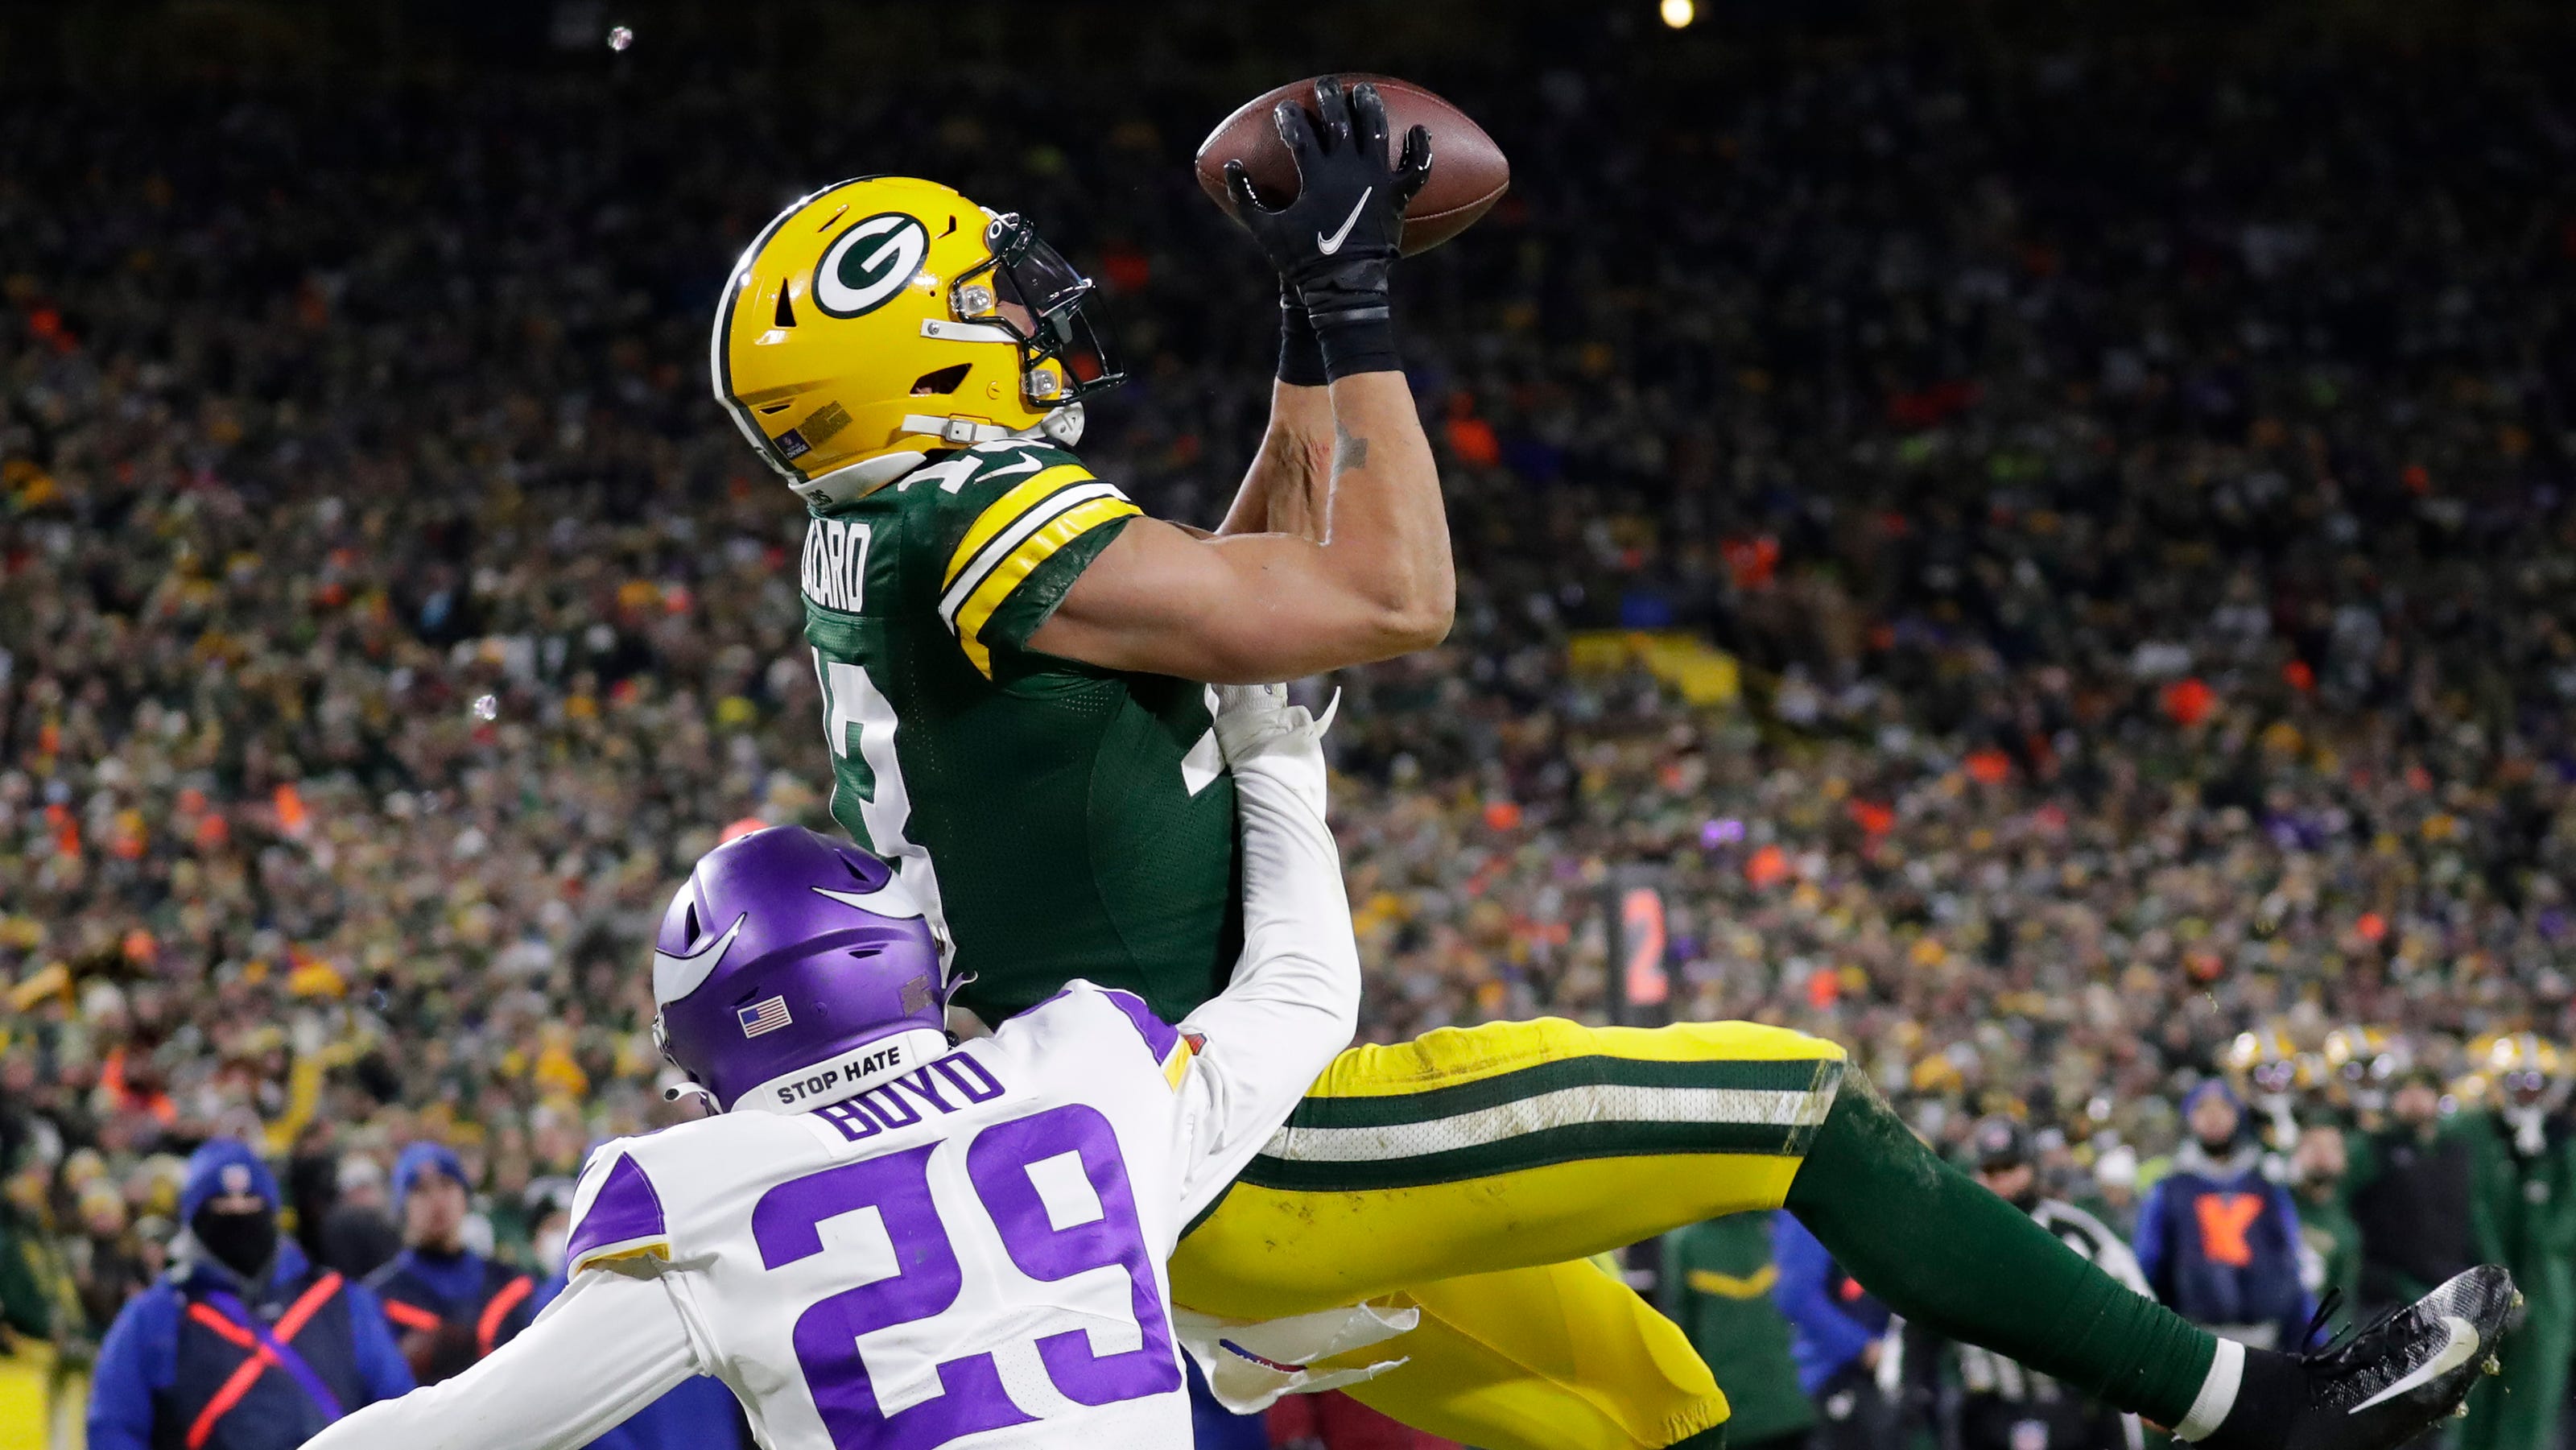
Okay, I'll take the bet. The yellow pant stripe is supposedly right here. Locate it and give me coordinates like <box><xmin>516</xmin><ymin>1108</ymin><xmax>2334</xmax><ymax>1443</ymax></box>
<box><xmin>1173</xmin><ymin>1014</ymin><xmax>1848</xmax><ymax>1450</ymax></box>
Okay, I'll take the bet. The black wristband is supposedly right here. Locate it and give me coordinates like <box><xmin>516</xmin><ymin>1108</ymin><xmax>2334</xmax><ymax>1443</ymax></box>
<box><xmin>1277</xmin><ymin>293</ymin><xmax>1328</xmax><ymax>388</ymax></box>
<box><xmin>1315</xmin><ymin>313</ymin><xmax>1399</xmax><ymax>380</ymax></box>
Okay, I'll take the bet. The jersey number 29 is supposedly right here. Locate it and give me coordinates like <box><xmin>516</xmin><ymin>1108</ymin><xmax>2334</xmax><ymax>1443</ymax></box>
<box><xmin>751</xmin><ymin>1102</ymin><xmax>1180</xmax><ymax>1448</ymax></box>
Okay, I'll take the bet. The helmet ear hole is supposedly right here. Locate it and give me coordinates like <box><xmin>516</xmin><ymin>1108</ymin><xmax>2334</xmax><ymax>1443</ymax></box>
<box><xmin>774</xmin><ymin>289</ymin><xmax>797</xmax><ymax>328</ymax></box>
<box><xmin>683</xmin><ymin>901</ymin><xmax>702</xmax><ymax>945</ymax></box>
<box><xmin>909</xmin><ymin>364</ymin><xmax>971</xmax><ymax>397</ymax></box>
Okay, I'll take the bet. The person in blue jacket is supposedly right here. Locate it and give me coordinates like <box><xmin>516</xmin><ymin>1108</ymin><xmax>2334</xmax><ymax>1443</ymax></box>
<box><xmin>89</xmin><ymin>1138</ymin><xmax>415</xmax><ymax>1450</ymax></box>
<box><xmin>2134</xmin><ymin>1080</ymin><xmax>2316</xmax><ymax>1352</ymax></box>
<box><xmin>364</xmin><ymin>1142</ymin><xmax>536</xmax><ymax>1385</ymax></box>
<box><xmin>1770</xmin><ymin>1208</ymin><xmax>1893</xmax><ymax>1450</ymax></box>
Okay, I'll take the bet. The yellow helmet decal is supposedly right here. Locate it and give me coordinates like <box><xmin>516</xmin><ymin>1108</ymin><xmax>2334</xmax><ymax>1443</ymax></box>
<box><xmin>811</xmin><ymin>213</ymin><xmax>934</xmax><ymax>318</ymax></box>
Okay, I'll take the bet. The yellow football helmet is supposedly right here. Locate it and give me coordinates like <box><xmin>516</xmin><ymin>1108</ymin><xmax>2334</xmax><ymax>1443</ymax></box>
<box><xmin>2223</xmin><ymin>1027</ymin><xmax>2307</xmax><ymax>1096</ymax></box>
<box><xmin>2323</xmin><ymin>1025</ymin><xmax>2408</xmax><ymax>1089</ymax></box>
<box><xmin>2472</xmin><ymin>1031</ymin><xmax>2566</xmax><ymax>1105</ymax></box>
<box><xmin>710</xmin><ymin>176</ymin><xmax>1123</xmax><ymax>502</ymax></box>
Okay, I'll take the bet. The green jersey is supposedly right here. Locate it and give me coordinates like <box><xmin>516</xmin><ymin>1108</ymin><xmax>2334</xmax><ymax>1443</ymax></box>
<box><xmin>796</xmin><ymin>440</ymin><xmax>1241</xmax><ymax>1025</ymax></box>
<box><xmin>1659</xmin><ymin>1215</ymin><xmax>1816</xmax><ymax>1445</ymax></box>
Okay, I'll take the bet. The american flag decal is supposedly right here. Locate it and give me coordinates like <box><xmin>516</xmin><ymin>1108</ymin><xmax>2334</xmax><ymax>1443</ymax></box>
<box><xmin>737</xmin><ymin>996</ymin><xmax>793</xmax><ymax>1038</ymax></box>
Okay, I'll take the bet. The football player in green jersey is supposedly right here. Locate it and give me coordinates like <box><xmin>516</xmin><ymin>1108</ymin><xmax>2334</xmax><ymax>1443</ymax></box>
<box><xmin>708</xmin><ymin>78</ymin><xmax>2515</xmax><ymax>1450</ymax></box>
<box><xmin>717</xmin><ymin>109</ymin><xmax>1445</xmax><ymax>1030</ymax></box>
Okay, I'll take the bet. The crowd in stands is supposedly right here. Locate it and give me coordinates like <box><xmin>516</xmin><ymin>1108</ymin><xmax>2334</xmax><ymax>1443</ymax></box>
<box><xmin>6</xmin><ymin>6</ymin><xmax>2576</xmax><ymax>1443</ymax></box>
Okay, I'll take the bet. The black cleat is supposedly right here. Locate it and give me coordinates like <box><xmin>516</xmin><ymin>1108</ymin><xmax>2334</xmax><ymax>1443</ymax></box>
<box><xmin>2281</xmin><ymin>1266</ymin><xmax>2522</xmax><ymax>1450</ymax></box>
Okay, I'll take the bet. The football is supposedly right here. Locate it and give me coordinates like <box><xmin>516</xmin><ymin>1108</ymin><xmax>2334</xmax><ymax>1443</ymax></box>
<box><xmin>1195</xmin><ymin>74</ymin><xmax>1510</xmax><ymax>256</ymax></box>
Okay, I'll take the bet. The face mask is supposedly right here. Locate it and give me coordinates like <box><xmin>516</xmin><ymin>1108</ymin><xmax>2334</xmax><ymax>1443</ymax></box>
<box><xmin>192</xmin><ymin>1205</ymin><xmax>278</xmax><ymax>1281</ymax></box>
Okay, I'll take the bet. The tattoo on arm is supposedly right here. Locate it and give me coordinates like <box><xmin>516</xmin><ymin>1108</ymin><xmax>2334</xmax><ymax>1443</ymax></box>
<box><xmin>1332</xmin><ymin>419</ymin><xmax>1371</xmax><ymax>473</ymax></box>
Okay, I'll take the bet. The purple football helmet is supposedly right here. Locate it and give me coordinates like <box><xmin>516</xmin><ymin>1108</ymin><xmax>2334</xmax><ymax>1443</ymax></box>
<box><xmin>651</xmin><ymin>826</ymin><xmax>945</xmax><ymax>1111</ymax></box>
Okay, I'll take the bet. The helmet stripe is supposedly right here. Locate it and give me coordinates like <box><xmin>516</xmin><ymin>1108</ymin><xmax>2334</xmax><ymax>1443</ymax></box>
<box><xmin>710</xmin><ymin>181</ymin><xmax>856</xmax><ymax>483</ymax></box>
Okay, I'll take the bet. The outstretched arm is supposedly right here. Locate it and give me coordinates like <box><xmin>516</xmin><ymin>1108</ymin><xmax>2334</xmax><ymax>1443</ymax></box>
<box><xmin>1030</xmin><ymin>78</ymin><xmax>1448</xmax><ymax>683</ymax></box>
<box><xmin>299</xmin><ymin>1267</ymin><xmax>698</xmax><ymax>1450</ymax></box>
<box><xmin>1174</xmin><ymin>684</ymin><xmax>1360</xmax><ymax>1212</ymax></box>
<box><xmin>1030</xmin><ymin>369</ymin><xmax>1448</xmax><ymax>682</ymax></box>
<box><xmin>1215</xmin><ymin>378</ymin><xmax>1332</xmax><ymax>540</ymax></box>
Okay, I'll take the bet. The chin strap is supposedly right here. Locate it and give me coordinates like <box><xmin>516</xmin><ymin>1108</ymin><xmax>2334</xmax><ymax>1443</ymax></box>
<box><xmin>661</xmin><ymin>1080</ymin><xmax>719</xmax><ymax>1109</ymax></box>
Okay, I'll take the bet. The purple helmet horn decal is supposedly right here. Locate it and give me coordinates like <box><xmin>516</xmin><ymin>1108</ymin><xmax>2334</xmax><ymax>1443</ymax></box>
<box><xmin>650</xmin><ymin>826</ymin><xmax>946</xmax><ymax>1110</ymax></box>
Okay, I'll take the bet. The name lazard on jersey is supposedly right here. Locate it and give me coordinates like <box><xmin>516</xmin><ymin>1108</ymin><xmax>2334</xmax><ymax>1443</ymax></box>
<box><xmin>798</xmin><ymin>440</ymin><xmax>1244</xmax><ymax>1027</ymax></box>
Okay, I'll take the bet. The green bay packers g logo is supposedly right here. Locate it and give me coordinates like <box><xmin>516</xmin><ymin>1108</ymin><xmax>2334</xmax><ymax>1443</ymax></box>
<box><xmin>814</xmin><ymin>213</ymin><xmax>930</xmax><ymax>318</ymax></box>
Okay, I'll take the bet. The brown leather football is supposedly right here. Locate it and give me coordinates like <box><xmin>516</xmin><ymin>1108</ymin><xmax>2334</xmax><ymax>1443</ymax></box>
<box><xmin>1195</xmin><ymin>75</ymin><xmax>1509</xmax><ymax>257</ymax></box>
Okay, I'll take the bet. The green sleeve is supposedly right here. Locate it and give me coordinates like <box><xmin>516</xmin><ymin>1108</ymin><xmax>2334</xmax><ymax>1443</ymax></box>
<box><xmin>979</xmin><ymin>515</ymin><xmax>1134</xmax><ymax>659</ymax></box>
<box><xmin>898</xmin><ymin>441</ymin><xmax>1140</xmax><ymax>676</ymax></box>
<box><xmin>0</xmin><ymin>1218</ymin><xmax>51</xmax><ymax>1338</ymax></box>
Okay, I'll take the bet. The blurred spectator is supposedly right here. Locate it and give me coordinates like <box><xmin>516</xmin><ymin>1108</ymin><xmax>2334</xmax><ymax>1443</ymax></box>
<box><xmin>521</xmin><ymin>1176</ymin><xmax>576</xmax><ymax>1287</ymax></box>
<box><xmin>2289</xmin><ymin>1124</ymin><xmax>2363</xmax><ymax>1324</ymax></box>
<box><xmin>284</xmin><ymin>1122</ymin><xmax>341</xmax><ymax>1268</ymax></box>
<box><xmin>2087</xmin><ymin>1146</ymin><xmax>2143</xmax><ymax>1241</ymax></box>
<box><xmin>88</xmin><ymin>1140</ymin><xmax>413</xmax><ymax>1450</ymax></box>
<box><xmin>2458</xmin><ymin>1039</ymin><xmax>2576</xmax><ymax>1450</ymax></box>
<box><xmin>2133</xmin><ymin>1082</ymin><xmax>2310</xmax><ymax>1351</ymax></box>
<box><xmin>66</xmin><ymin>1178</ymin><xmax>147</xmax><ymax>1333</ymax></box>
<box><xmin>317</xmin><ymin>1157</ymin><xmax>398</xmax><ymax>1282</ymax></box>
<box><xmin>2350</xmin><ymin>1071</ymin><xmax>2479</xmax><ymax>1317</ymax></box>
<box><xmin>364</xmin><ymin>1143</ymin><xmax>533</xmax><ymax>1386</ymax></box>
<box><xmin>1769</xmin><ymin>1211</ymin><xmax>1890</xmax><ymax>1450</ymax></box>
<box><xmin>1658</xmin><ymin>1213</ymin><xmax>1814</xmax><ymax>1450</ymax></box>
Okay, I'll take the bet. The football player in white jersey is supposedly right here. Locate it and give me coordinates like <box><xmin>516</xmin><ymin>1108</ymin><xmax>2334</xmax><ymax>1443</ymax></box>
<box><xmin>299</xmin><ymin>684</ymin><xmax>1353</xmax><ymax>1450</ymax></box>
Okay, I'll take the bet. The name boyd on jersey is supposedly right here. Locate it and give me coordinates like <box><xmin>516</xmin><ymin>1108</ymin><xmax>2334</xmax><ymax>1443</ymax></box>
<box><xmin>811</xmin><ymin>1050</ymin><xmax>1007</xmax><ymax>1143</ymax></box>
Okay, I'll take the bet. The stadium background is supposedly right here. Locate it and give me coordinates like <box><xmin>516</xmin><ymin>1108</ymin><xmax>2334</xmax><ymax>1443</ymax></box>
<box><xmin>7</xmin><ymin>0</ymin><xmax>2576</xmax><ymax>1443</ymax></box>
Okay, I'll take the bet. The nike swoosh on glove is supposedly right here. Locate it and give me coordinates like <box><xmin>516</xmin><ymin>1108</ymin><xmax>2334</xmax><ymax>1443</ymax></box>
<box><xmin>1224</xmin><ymin>77</ymin><xmax>1430</xmax><ymax>376</ymax></box>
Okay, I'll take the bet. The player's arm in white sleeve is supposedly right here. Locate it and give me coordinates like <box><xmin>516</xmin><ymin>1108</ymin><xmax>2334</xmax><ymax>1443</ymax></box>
<box><xmin>1171</xmin><ymin>684</ymin><xmax>1361</xmax><ymax>1213</ymax></box>
<box><xmin>299</xmin><ymin>1265</ymin><xmax>700</xmax><ymax>1450</ymax></box>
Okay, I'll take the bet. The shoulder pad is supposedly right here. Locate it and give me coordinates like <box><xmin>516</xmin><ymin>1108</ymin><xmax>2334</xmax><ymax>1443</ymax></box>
<box><xmin>894</xmin><ymin>440</ymin><xmax>1088</xmax><ymax>500</ymax></box>
<box><xmin>919</xmin><ymin>446</ymin><xmax>1139</xmax><ymax>676</ymax></box>
<box><xmin>564</xmin><ymin>1142</ymin><xmax>670</xmax><ymax>1274</ymax></box>
<box><xmin>1043</xmin><ymin>982</ymin><xmax>1199</xmax><ymax>1093</ymax></box>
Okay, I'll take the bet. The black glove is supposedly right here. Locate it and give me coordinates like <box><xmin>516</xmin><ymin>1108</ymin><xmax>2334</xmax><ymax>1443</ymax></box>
<box><xmin>1276</xmin><ymin>283</ymin><xmax>1327</xmax><ymax>388</ymax></box>
<box><xmin>1225</xmin><ymin>77</ymin><xmax>1431</xmax><ymax>381</ymax></box>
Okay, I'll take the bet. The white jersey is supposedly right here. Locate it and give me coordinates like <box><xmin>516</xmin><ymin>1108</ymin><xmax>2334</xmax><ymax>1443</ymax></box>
<box><xmin>300</xmin><ymin>685</ymin><xmax>1356</xmax><ymax>1450</ymax></box>
<box><xmin>567</xmin><ymin>984</ymin><xmax>1250</xmax><ymax>1450</ymax></box>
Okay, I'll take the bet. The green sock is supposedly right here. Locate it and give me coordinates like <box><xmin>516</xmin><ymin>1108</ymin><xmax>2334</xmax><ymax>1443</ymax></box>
<box><xmin>1784</xmin><ymin>1081</ymin><xmax>2218</xmax><ymax>1427</ymax></box>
